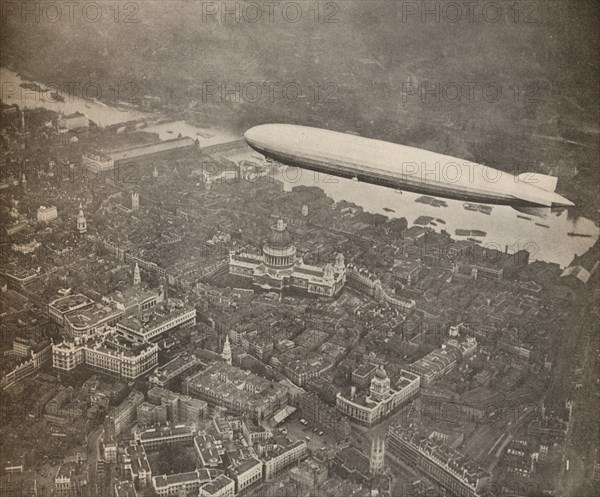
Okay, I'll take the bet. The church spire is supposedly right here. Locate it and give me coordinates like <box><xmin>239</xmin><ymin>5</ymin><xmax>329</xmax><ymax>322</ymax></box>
<box><xmin>77</xmin><ymin>203</ymin><xmax>87</xmax><ymax>234</ymax></box>
<box><xmin>370</xmin><ymin>438</ymin><xmax>385</xmax><ymax>475</ymax></box>
<box><xmin>133</xmin><ymin>262</ymin><xmax>141</xmax><ymax>286</ymax></box>
<box><xmin>221</xmin><ymin>334</ymin><xmax>232</xmax><ymax>365</ymax></box>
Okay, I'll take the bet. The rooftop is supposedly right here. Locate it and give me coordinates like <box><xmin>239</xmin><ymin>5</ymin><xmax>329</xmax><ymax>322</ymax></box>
<box><xmin>154</xmin><ymin>469</ymin><xmax>211</xmax><ymax>488</ymax></box>
<box><xmin>114</xmin><ymin>481</ymin><xmax>137</xmax><ymax>497</ymax></box>
<box><xmin>229</xmin><ymin>457</ymin><xmax>261</xmax><ymax>477</ymax></box>
<box><xmin>139</xmin><ymin>424</ymin><xmax>193</xmax><ymax>441</ymax></box>
<box><xmin>118</xmin><ymin>306</ymin><xmax>194</xmax><ymax>334</ymax></box>
<box><xmin>65</xmin><ymin>302</ymin><xmax>122</xmax><ymax>331</ymax></box>
<box><xmin>49</xmin><ymin>294</ymin><xmax>94</xmax><ymax>314</ymax></box>
<box><xmin>352</xmin><ymin>363</ymin><xmax>377</xmax><ymax>378</ymax></box>
<box><xmin>389</xmin><ymin>426</ymin><xmax>491</xmax><ymax>488</ymax></box>
<box><xmin>201</xmin><ymin>474</ymin><xmax>234</xmax><ymax>494</ymax></box>
<box><xmin>185</xmin><ymin>362</ymin><xmax>288</xmax><ymax>413</ymax></box>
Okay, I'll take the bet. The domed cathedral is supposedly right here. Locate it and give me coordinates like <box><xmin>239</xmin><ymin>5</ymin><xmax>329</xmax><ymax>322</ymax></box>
<box><xmin>263</xmin><ymin>219</ymin><xmax>297</xmax><ymax>268</ymax></box>
<box><xmin>229</xmin><ymin>219</ymin><xmax>346</xmax><ymax>297</ymax></box>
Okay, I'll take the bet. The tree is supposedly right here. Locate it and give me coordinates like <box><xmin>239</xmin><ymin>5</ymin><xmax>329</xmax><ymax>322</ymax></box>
<box><xmin>156</xmin><ymin>444</ymin><xmax>194</xmax><ymax>475</ymax></box>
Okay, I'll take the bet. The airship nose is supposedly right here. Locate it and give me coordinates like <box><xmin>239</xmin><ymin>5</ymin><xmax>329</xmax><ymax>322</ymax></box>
<box><xmin>244</xmin><ymin>125</ymin><xmax>273</xmax><ymax>148</ymax></box>
<box><xmin>243</xmin><ymin>126</ymin><xmax>259</xmax><ymax>145</ymax></box>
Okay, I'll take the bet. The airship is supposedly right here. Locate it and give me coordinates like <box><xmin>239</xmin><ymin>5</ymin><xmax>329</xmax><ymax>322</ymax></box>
<box><xmin>243</xmin><ymin>124</ymin><xmax>574</xmax><ymax>208</ymax></box>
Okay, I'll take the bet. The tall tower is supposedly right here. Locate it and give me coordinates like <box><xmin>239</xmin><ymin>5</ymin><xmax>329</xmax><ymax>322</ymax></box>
<box><xmin>152</xmin><ymin>166</ymin><xmax>159</xmax><ymax>179</ymax></box>
<box><xmin>203</xmin><ymin>172</ymin><xmax>212</xmax><ymax>191</ymax></box>
<box><xmin>21</xmin><ymin>173</ymin><xmax>27</xmax><ymax>192</ymax></box>
<box><xmin>131</xmin><ymin>192</ymin><xmax>139</xmax><ymax>211</ymax></box>
<box><xmin>133</xmin><ymin>263</ymin><xmax>141</xmax><ymax>287</ymax></box>
<box><xmin>334</xmin><ymin>253</ymin><xmax>345</xmax><ymax>271</ymax></box>
<box><xmin>301</xmin><ymin>204</ymin><xmax>308</xmax><ymax>217</ymax></box>
<box><xmin>76</xmin><ymin>203</ymin><xmax>87</xmax><ymax>234</ymax></box>
<box><xmin>370</xmin><ymin>438</ymin><xmax>385</xmax><ymax>475</ymax></box>
<box><xmin>21</xmin><ymin>110</ymin><xmax>25</xmax><ymax>131</ymax></box>
<box><xmin>221</xmin><ymin>334</ymin><xmax>232</xmax><ymax>366</ymax></box>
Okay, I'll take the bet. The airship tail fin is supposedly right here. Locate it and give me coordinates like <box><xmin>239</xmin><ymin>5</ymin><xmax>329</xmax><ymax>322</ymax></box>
<box><xmin>517</xmin><ymin>173</ymin><xmax>558</xmax><ymax>192</ymax></box>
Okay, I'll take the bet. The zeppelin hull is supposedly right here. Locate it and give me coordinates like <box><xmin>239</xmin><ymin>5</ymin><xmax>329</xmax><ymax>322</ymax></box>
<box><xmin>252</xmin><ymin>144</ymin><xmax>524</xmax><ymax>206</ymax></box>
<box><xmin>244</xmin><ymin>124</ymin><xmax>575</xmax><ymax>208</ymax></box>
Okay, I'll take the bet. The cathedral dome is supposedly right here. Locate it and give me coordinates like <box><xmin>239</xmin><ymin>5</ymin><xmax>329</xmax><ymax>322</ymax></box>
<box><xmin>267</xmin><ymin>220</ymin><xmax>294</xmax><ymax>249</ymax></box>
<box><xmin>263</xmin><ymin>219</ymin><xmax>297</xmax><ymax>269</ymax></box>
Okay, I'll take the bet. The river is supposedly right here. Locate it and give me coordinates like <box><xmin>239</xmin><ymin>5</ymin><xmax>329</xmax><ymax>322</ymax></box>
<box><xmin>272</xmin><ymin>166</ymin><xmax>598</xmax><ymax>268</ymax></box>
<box><xmin>2</xmin><ymin>67</ymin><xmax>596</xmax><ymax>268</ymax></box>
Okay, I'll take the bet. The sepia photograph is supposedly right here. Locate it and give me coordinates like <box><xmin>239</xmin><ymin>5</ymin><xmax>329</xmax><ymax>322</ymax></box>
<box><xmin>0</xmin><ymin>1</ymin><xmax>598</xmax><ymax>496</ymax></box>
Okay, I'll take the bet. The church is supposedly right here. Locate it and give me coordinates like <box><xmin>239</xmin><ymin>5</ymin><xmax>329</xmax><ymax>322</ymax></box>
<box><xmin>228</xmin><ymin>219</ymin><xmax>346</xmax><ymax>297</ymax></box>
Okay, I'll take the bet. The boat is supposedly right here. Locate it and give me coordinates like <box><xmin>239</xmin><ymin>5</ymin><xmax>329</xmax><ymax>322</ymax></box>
<box><xmin>430</xmin><ymin>222</ymin><xmax>437</xmax><ymax>226</ymax></box>
<box><xmin>467</xmin><ymin>237</ymin><xmax>482</xmax><ymax>243</ymax></box>
<box><xmin>416</xmin><ymin>195</ymin><xmax>447</xmax><ymax>207</ymax></box>
<box><xmin>167</xmin><ymin>130</ymin><xmax>174</xmax><ymax>134</ymax></box>
<box><xmin>535</xmin><ymin>223</ymin><xmax>550</xmax><ymax>228</ymax></box>
<box><xmin>50</xmin><ymin>91</ymin><xmax>65</xmax><ymax>102</ymax></box>
<box><xmin>394</xmin><ymin>189</ymin><xmax>403</xmax><ymax>194</ymax></box>
<box><xmin>455</xmin><ymin>229</ymin><xmax>471</xmax><ymax>236</ymax></box>
<box><xmin>517</xmin><ymin>215</ymin><xmax>532</xmax><ymax>220</ymax></box>
<box><xmin>383</xmin><ymin>207</ymin><xmax>394</xmax><ymax>213</ymax></box>
<box><xmin>471</xmin><ymin>230</ymin><xmax>487</xmax><ymax>237</ymax></box>
<box><xmin>436</xmin><ymin>218</ymin><xmax>446</xmax><ymax>224</ymax></box>
<box><xmin>464</xmin><ymin>203</ymin><xmax>492</xmax><ymax>214</ymax></box>
<box><xmin>415</xmin><ymin>216</ymin><xmax>434</xmax><ymax>226</ymax></box>
<box><xmin>567</xmin><ymin>232</ymin><xmax>593</xmax><ymax>238</ymax></box>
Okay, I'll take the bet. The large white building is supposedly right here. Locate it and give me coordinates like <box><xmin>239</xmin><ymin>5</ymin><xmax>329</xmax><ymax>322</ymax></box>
<box><xmin>37</xmin><ymin>205</ymin><xmax>58</xmax><ymax>222</ymax></box>
<box><xmin>64</xmin><ymin>302</ymin><xmax>124</xmax><ymax>338</ymax></box>
<box><xmin>263</xmin><ymin>440</ymin><xmax>308</xmax><ymax>480</ymax></box>
<box><xmin>52</xmin><ymin>326</ymin><xmax>158</xmax><ymax>380</ymax></box>
<box><xmin>387</xmin><ymin>425</ymin><xmax>492</xmax><ymax>497</ymax></box>
<box><xmin>336</xmin><ymin>367</ymin><xmax>421</xmax><ymax>426</ymax></box>
<box><xmin>82</xmin><ymin>153</ymin><xmax>115</xmax><ymax>172</ymax></box>
<box><xmin>199</xmin><ymin>475</ymin><xmax>235</xmax><ymax>497</ymax></box>
<box><xmin>108</xmin><ymin>390</ymin><xmax>145</xmax><ymax>435</ymax></box>
<box><xmin>183</xmin><ymin>362</ymin><xmax>290</xmax><ymax>422</ymax></box>
<box><xmin>153</xmin><ymin>469</ymin><xmax>212</xmax><ymax>497</ymax></box>
<box><xmin>58</xmin><ymin>112</ymin><xmax>89</xmax><ymax>131</ymax></box>
<box><xmin>0</xmin><ymin>339</ymin><xmax>53</xmax><ymax>389</ymax></box>
<box><xmin>407</xmin><ymin>337</ymin><xmax>477</xmax><ymax>387</ymax></box>
<box><xmin>229</xmin><ymin>219</ymin><xmax>346</xmax><ymax>297</ymax></box>
<box><xmin>228</xmin><ymin>458</ymin><xmax>263</xmax><ymax>494</ymax></box>
<box><xmin>48</xmin><ymin>294</ymin><xmax>95</xmax><ymax>326</ymax></box>
<box><xmin>137</xmin><ymin>425</ymin><xmax>194</xmax><ymax>450</ymax></box>
<box><xmin>122</xmin><ymin>443</ymin><xmax>151</xmax><ymax>487</ymax></box>
<box><xmin>117</xmin><ymin>307</ymin><xmax>196</xmax><ymax>342</ymax></box>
